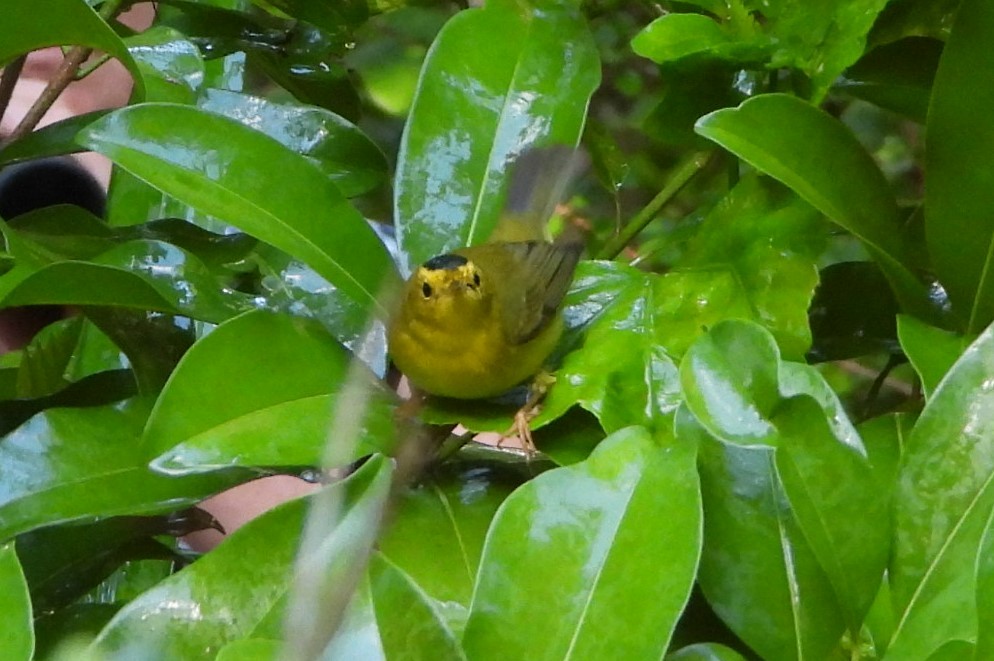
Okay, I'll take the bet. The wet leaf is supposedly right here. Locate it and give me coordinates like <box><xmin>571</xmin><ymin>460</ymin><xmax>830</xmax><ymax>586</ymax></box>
<box><xmin>93</xmin><ymin>456</ymin><xmax>391</xmax><ymax>659</ymax></box>
<box><xmin>378</xmin><ymin>460</ymin><xmax>520</xmax><ymax>610</ymax></box>
<box><xmin>682</xmin><ymin>320</ymin><xmax>888</xmax><ymax>655</ymax></box>
<box><xmin>394</xmin><ymin>0</ymin><xmax>600</xmax><ymax>273</ymax></box>
<box><xmin>462</xmin><ymin>426</ymin><xmax>701</xmax><ymax>660</ymax></box>
<box><xmin>78</xmin><ymin>103</ymin><xmax>398</xmax><ymax>314</ymax></box>
<box><xmin>0</xmin><ymin>543</ymin><xmax>32</xmax><ymax>661</ymax></box>
<box><xmin>0</xmin><ymin>399</ymin><xmax>245</xmax><ymax>541</ymax></box>
<box><xmin>925</xmin><ymin>0</ymin><xmax>994</xmax><ymax>333</ymax></box>
<box><xmin>632</xmin><ymin>13</ymin><xmax>768</xmax><ymax>65</ymax></box>
<box><xmin>146</xmin><ymin>309</ymin><xmax>395</xmax><ymax>472</ymax></box>
<box><xmin>696</xmin><ymin>94</ymin><xmax>936</xmax><ymax>322</ymax></box>
<box><xmin>199</xmin><ymin>89</ymin><xmax>388</xmax><ymax>198</ymax></box>
<box><xmin>896</xmin><ymin>314</ymin><xmax>967</xmax><ymax>399</ymax></box>
<box><xmin>332</xmin><ymin>553</ymin><xmax>464</xmax><ymax>661</ymax></box>
<box><xmin>889</xmin><ymin>318</ymin><xmax>994</xmax><ymax>657</ymax></box>
<box><xmin>0</xmin><ymin>112</ymin><xmax>111</xmax><ymax>167</ymax></box>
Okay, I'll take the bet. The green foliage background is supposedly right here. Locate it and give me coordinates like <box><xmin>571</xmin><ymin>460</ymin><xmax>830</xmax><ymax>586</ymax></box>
<box><xmin>0</xmin><ymin>0</ymin><xmax>987</xmax><ymax>659</ymax></box>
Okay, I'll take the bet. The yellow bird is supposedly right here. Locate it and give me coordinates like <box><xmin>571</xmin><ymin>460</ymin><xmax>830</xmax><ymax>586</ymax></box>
<box><xmin>387</xmin><ymin>146</ymin><xmax>585</xmax><ymax>450</ymax></box>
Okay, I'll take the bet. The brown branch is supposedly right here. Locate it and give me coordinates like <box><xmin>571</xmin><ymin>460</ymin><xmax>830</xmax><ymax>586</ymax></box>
<box><xmin>0</xmin><ymin>0</ymin><xmax>126</xmax><ymax>149</ymax></box>
<box><xmin>0</xmin><ymin>45</ymin><xmax>93</xmax><ymax>147</ymax></box>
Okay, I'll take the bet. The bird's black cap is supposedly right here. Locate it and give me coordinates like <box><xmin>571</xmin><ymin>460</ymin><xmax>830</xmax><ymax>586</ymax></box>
<box><xmin>423</xmin><ymin>253</ymin><xmax>468</xmax><ymax>271</ymax></box>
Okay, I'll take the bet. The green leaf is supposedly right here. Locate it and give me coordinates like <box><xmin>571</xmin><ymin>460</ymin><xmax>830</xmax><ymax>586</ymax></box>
<box><xmin>682</xmin><ymin>320</ymin><xmax>888</xmax><ymax>654</ymax></box>
<box><xmin>677</xmin><ymin>175</ymin><xmax>823</xmax><ymax>360</ymax></box>
<box><xmin>462</xmin><ymin>426</ymin><xmax>701</xmax><ymax>660</ymax></box>
<box><xmin>78</xmin><ymin>103</ymin><xmax>398</xmax><ymax>314</ymax></box>
<box><xmin>889</xmin><ymin>318</ymin><xmax>994</xmax><ymax>657</ymax></box>
<box><xmin>760</xmin><ymin>0</ymin><xmax>890</xmax><ymax>102</ymax></box>
<box><xmin>199</xmin><ymin>89</ymin><xmax>388</xmax><ymax>198</ymax></box>
<box><xmin>394</xmin><ymin>0</ymin><xmax>600</xmax><ymax>273</ymax></box>
<box><xmin>632</xmin><ymin>13</ymin><xmax>768</xmax><ymax>65</ymax></box>
<box><xmin>0</xmin><ymin>543</ymin><xmax>32</xmax><ymax>661</ymax></box>
<box><xmin>377</xmin><ymin>460</ymin><xmax>520</xmax><ymax>611</ymax></box>
<box><xmin>0</xmin><ymin>0</ymin><xmax>144</xmax><ymax>99</ymax></box>
<box><xmin>896</xmin><ymin>314</ymin><xmax>967</xmax><ymax>399</ymax></box>
<box><xmin>16</xmin><ymin>516</ymin><xmax>181</xmax><ymax>613</ymax></box>
<box><xmin>93</xmin><ymin>456</ymin><xmax>391</xmax><ymax>659</ymax></box>
<box><xmin>925</xmin><ymin>0</ymin><xmax>994</xmax><ymax>333</ymax></box>
<box><xmin>687</xmin><ymin>413</ymin><xmax>845</xmax><ymax>660</ymax></box>
<box><xmin>283</xmin><ymin>457</ymin><xmax>394</xmax><ymax>659</ymax></box>
<box><xmin>0</xmin><ymin>400</ymin><xmax>244</xmax><ymax>541</ymax></box>
<box><xmin>695</xmin><ymin>94</ymin><xmax>936</xmax><ymax>322</ymax></box>
<box><xmin>13</xmin><ymin>316</ymin><xmax>82</xmax><ymax>399</ymax></box>
<box><xmin>216</xmin><ymin>639</ymin><xmax>281</xmax><ymax>661</ymax></box>
<box><xmin>0</xmin><ymin>111</ymin><xmax>112</xmax><ymax>167</ymax></box>
<box><xmin>145</xmin><ymin>309</ymin><xmax>395</xmax><ymax>470</ymax></box>
<box><xmin>125</xmin><ymin>26</ymin><xmax>205</xmax><ymax>104</ymax></box>
<box><xmin>364</xmin><ymin>553</ymin><xmax>464</xmax><ymax>660</ymax></box>
<box><xmin>0</xmin><ymin>240</ymin><xmax>252</xmax><ymax>322</ymax></box>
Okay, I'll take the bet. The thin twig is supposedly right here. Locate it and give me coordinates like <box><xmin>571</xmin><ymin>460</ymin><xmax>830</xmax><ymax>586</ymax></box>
<box><xmin>1</xmin><ymin>45</ymin><xmax>93</xmax><ymax>147</ymax></box>
<box><xmin>0</xmin><ymin>55</ymin><xmax>27</xmax><ymax>131</ymax></box>
<box><xmin>596</xmin><ymin>151</ymin><xmax>712</xmax><ymax>260</ymax></box>
<box><xmin>0</xmin><ymin>0</ymin><xmax>125</xmax><ymax>148</ymax></box>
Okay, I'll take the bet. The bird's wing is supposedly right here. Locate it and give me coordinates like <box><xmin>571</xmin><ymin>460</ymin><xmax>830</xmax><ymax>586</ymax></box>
<box><xmin>498</xmin><ymin>241</ymin><xmax>583</xmax><ymax>344</ymax></box>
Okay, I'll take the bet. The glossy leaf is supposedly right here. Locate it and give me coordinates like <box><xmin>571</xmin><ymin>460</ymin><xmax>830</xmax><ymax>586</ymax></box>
<box><xmin>146</xmin><ymin>309</ymin><xmax>395</xmax><ymax>471</ymax></box>
<box><xmin>253</xmin><ymin>247</ymin><xmax>389</xmax><ymax>376</ymax></box>
<box><xmin>0</xmin><ymin>400</ymin><xmax>244</xmax><ymax>541</ymax></box>
<box><xmin>682</xmin><ymin>321</ymin><xmax>888</xmax><ymax>654</ymax></box>
<box><xmin>677</xmin><ymin>174</ymin><xmax>823</xmax><ymax>360</ymax></box>
<box><xmin>688</xmin><ymin>413</ymin><xmax>845</xmax><ymax>660</ymax></box>
<box><xmin>0</xmin><ymin>0</ymin><xmax>143</xmax><ymax>98</ymax></box>
<box><xmin>394</xmin><ymin>0</ymin><xmax>600</xmax><ymax>273</ymax></box>
<box><xmin>761</xmin><ymin>0</ymin><xmax>890</xmax><ymax>102</ymax></box>
<box><xmin>632</xmin><ymin>13</ymin><xmax>767</xmax><ymax>65</ymax></box>
<box><xmin>248</xmin><ymin>24</ymin><xmax>361</xmax><ymax>121</ymax></box>
<box><xmin>78</xmin><ymin>103</ymin><xmax>398</xmax><ymax>314</ymax></box>
<box><xmin>125</xmin><ymin>26</ymin><xmax>205</xmax><ymax>105</ymax></box>
<box><xmin>695</xmin><ymin>94</ymin><xmax>935</xmax><ymax>322</ymax></box>
<box><xmin>0</xmin><ymin>239</ymin><xmax>252</xmax><ymax>322</ymax></box>
<box><xmin>378</xmin><ymin>460</ymin><xmax>520</xmax><ymax>610</ymax></box>
<box><xmin>12</xmin><ymin>316</ymin><xmax>81</xmax><ymax>399</ymax></box>
<box><xmin>889</xmin><ymin>318</ymin><xmax>994</xmax><ymax>657</ymax></box>
<box><xmin>0</xmin><ymin>112</ymin><xmax>111</xmax><ymax>167</ymax></box>
<box><xmin>93</xmin><ymin>456</ymin><xmax>391</xmax><ymax>659</ymax></box>
<box><xmin>16</xmin><ymin>516</ymin><xmax>182</xmax><ymax>613</ymax></box>
<box><xmin>363</xmin><ymin>553</ymin><xmax>464</xmax><ymax>660</ymax></box>
<box><xmin>462</xmin><ymin>426</ymin><xmax>701</xmax><ymax>660</ymax></box>
<box><xmin>925</xmin><ymin>0</ymin><xmax>994</xmax><ymax>333</ymax></box>
<box><xmin>896</xmin><ymin>314</ymin><xmax>967</xmax><ymax>399</ymax></box>
<box><xmin>283</xmin><ymin>457</ymin><xmax>395</xmax><ymax>659</ymax></box>
<box><xmin>199</xmin><ymin>89</ymin><xmax>388</xmax><ymax>197</ymax></box>
<box><xmin>0</xmin><ymin>542</ymin><xmax>32</xmax><ymax>661</ymax></box>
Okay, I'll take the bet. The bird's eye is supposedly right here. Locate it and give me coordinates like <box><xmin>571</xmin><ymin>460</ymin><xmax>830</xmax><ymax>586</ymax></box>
<box><xmin>473</xmin><ymin>272</ymin><xmax>481</xmax><ymax>287</ymax></box>
<box><xmin>421</xmin><ymin>282</ymin><xmax>432</xmax><ymax>298</ymax></box>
